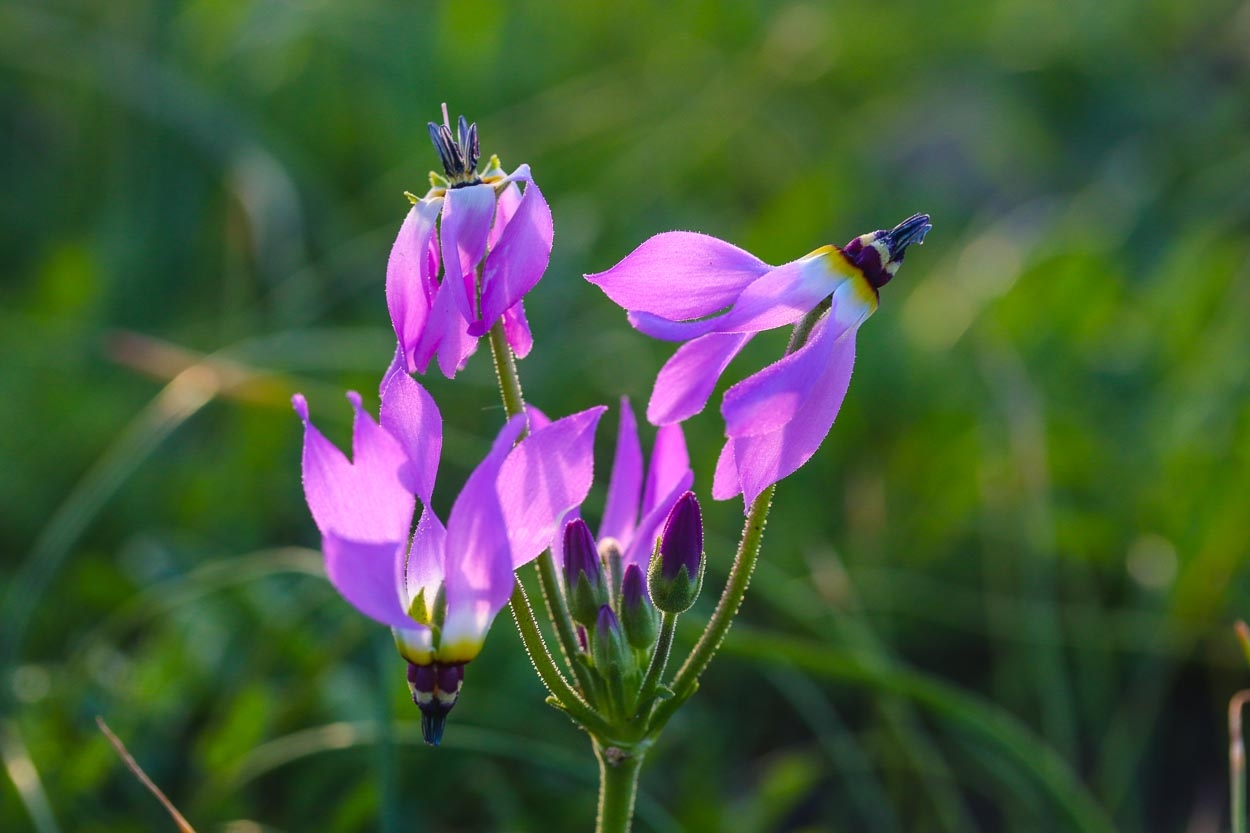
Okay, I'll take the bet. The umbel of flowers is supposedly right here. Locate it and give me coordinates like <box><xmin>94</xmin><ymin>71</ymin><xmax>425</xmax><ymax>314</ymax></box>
<box><xmin>292</xmin><ymin>106</ymin><xmax>929</xmax><ymax>832</ymax></box>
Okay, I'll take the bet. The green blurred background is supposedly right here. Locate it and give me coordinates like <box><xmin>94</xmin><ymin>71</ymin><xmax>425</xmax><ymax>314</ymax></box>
<box><xmin>3</xmin><ymin>0</ymin><xmax>1249</xmax><ymax>830</ymax></box>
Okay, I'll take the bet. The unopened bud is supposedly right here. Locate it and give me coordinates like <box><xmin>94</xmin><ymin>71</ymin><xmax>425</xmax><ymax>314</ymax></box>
<box><xmin>591</xmin><ymin>605</ymin><xmax>630</xmax><ymax>677</ymax></box>
<box><xmin>563</xmin><ymin>519</ymin><xmax>608</xmax><ymax>626</ymax></box>
<box><xmin>648</xmin><ymin>492</ymin><xmax>704</xmax><ymax>614</ymax></box>
<box><xmin>619</xmin><ymin>564</ymin><xmax>658</xmax><ymax>650</ymax></box>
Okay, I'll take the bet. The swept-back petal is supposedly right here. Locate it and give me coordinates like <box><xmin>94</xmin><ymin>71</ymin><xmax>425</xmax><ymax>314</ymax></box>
<box><xmin>716</xmin><ymin>319</ymin><xmax>859</xmax><ymax>505</ymax></box>
<box><xmin>386</xmin><ymin>199</ymin><xmax>443</xmax><ymax>373</ymax></box>
<box><xmin>599</xmin><ymin>399</ymin><xmax>643</xmax><ymax>546</ymax></box>
<box><xmin>322</xmin><ymin>533</ymin><xmax>416</xmax><ymax>629</ymax></box>
<box><xmin>498</xmin><ymin>406</ymin><xmax>607</xmax><ymax>569</ymax></box>
<box><xmin>475</xmin><ymin>178</ymin><xmax>553</xmax><ymax>337</ymax></box>
<box><xmin>629</xmin><ymin>251</ymin><xmax>843</xmax><ymax>341</ymax></box>
<box><xmin>379</xmin><ymin>373</ymin><xmax>443</xmax><ymax>504</ymax></box>
<box><xmin>586</xmin><ymin>232</ymin><xmax>770</xmax><ymax>320</ymax></box>
<box><xmin>641</xmin><ymin>423</ymin><xmax>691</xmax><ymax>517</ymax></box>
<box><xmin>439</xmin><ymin>183</ymin><xmax>497</xmax><ymax>322</ymax></box>
<box><xmin>502</xmin><ymin>299</ymin><xmax>534</xmax><ymax>359</ymax></box>
<box><xmin>488</xmin><ymin>181</ymin><xmax>523</xmax><ymax>250</ymax></box>
<box><xmin>440</xmin><ymin>416</ymin><xmax>528</xmax><ymax>662</ymax></box>
<box><xmin>722</xmin><ymin>280</ymin><xmax>875</xmax><ymax>438</ymax></box>
<box><xmin>623</xmin><ymin>467</ymin><xmax>693</xmax><ymax>573</ymax></box>
<box><xmin>647</xmin><ymin>331</ymin><xmax>753</xmax><ymax>425</ymax></box>
<box><xmin>413</xmin><ymin>280</ymin><xmax>480</xmax><ymax>378</ymax></box>
<box><xmin>294</xmin><ymin>392</ymin><xmax>414</xmax><ymax>544</ymax></box>
<box><xmin>405</xmin><ymin>504</ymin><xmax>446</xmax><ymax>613</ymax></box>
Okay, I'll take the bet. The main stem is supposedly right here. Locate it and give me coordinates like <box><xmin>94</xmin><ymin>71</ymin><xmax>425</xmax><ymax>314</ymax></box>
<box><xmin>596</xmin><ymin>742</ymin><xmax>645</xmax><ymax>833</ymax></box>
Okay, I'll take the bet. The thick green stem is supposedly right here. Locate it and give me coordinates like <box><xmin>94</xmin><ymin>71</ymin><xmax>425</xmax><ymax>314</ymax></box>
<box><xmin>637</xmin><ymin>612</ymin><xmax>677</xmax><ymax>712</ymax></box>
<box><xmin>595</xmin><ymin>742</ymin><xmax>645</xmax><ymax>833</ymax></box>
<box><xmin>487</xmin><ymin>319</ymin><xmax>593</xmax><ymax>693</ymax></box>
<box><xmin>508</xmin><ymin>582</ymin><xmax>613</xmax><ymax>737</ymax></box>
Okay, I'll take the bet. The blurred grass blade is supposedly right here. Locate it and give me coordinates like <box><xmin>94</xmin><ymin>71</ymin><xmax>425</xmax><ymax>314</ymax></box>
<box><xmin>1231</xmin><ymin>691</ymin><xmax>1250</xmax><ymax>833</ymax></box>
<box><xmin>96</xmin><ymin>717</ymin><xmax>197</xmax><ymax>833</ymax></box>
<box><xmin>1</xmin><ymin>366</ymin><xmax>219</xmax><ymax>673</ymax></box>
<box><xmin>1</xmin><ymin>721</ymin><xmax>61</xmax><ymax>833</ymax></box>
<box><xmin>719</xmin><ymin>625</ymin><xmax>1119</xmax><ymax>833</ymax></box>
<box><xmin>227</xmin><ymin>722</ymin><xmax>680</xmax><ymax>833</ymax></box>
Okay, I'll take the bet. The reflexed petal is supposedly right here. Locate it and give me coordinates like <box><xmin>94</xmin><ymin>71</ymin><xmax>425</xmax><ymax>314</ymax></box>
<box><xmin>600</xmin><ymin>399</ymin><xmax>643</xmax><ymax>546</ymax></box>
<box><xmin>475</xmin><ymin>179</ymin><xmax>553</xmax><ymax>336</ymax></box>
<box><xmin>647</xmin><ymin>331</ymin><xmax>753</xmax><ymax>425</ymax></box>
<box><xmin>641</xmin><ymin>423</ymin><xmax>691</xmax><ymax>516</ymax></box>
<box><xmin>488</xmin><ymin>181</ymin><xmax>523</xmax><ymax>250</ymax></box>
<box><xmin>405</xmin><ymin>504</ymin><xmax>446</xmax><ymax>611</ymax></box>
<box><xmin>711</xmin><ymin>440</ymin><xmax>739</xmax><ymax>502</ymax></box>
<box><xmin>502</xmin><ymin>299</ymin><xmax>534</xmax><ymax>358</ymax></box>
<box><xmin>585</xmin><ymin>232</ymin><xmax>770</xmax><ymax>320</ymax></box>
<box><xmin>380</xmin><ymin>373</ymin><xmax>443</xmax><ymax>504</ymax></box>
<box><xmin>718</xmin><ymin>321</ymin><xmax>859</xmax><ymax>505</ymax></box>
<box><xmin>293</xmin><ymin>392</ymin><xmax>414</xmax><ymax>544</ymax></box>
<box><xmin>722</xmin><ymin>283</ymin><xmax>872</xmax><ymax>438</ymax></box>
<box><xmin>386</xmin><ymin>199</ymin><xmax>443</xmax><ymax>373</ymax></box>
<box><xmin>439</xmin><ymin>183</ymin><xmax>497</xmax><ymax>322</ymax></box>
<box><xmin>322</xmin><ymin>533</ymin><xmax>416</xmax><ymax>629</ymax></box>
<box><xmin>413</xmin><ymin>280</ymin><xmax>480</xmax><ymax>378</ymax></box>
<box><xmin>498</xmin><ymin>406</ymin><xmax>607</xmax><ymax>568</ymax></box>
<box><xmin>440</xmin><ymin>415</ymin><xmax>529</xmax><ymax>662</ymax></box>
<box><xmin>623</xmin><ymin>467</ymin><xmax>693</xmax><ymax>573</ymax></box>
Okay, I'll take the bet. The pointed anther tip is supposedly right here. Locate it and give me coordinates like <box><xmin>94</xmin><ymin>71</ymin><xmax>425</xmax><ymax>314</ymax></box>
<box><xmin>886</xmin><ymin>213</ymin><xmax>932</xmax><ymax>258</ymax></box>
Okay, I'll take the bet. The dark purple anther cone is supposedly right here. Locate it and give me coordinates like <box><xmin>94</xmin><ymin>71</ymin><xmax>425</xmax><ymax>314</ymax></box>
<box><xmin>842</xmin><ymin>213</ymin><xmax>932</xmax><ymax>289</ymax></box>
<box><xmin>427</xmin><ymin>111</ymin><xmax>481</xmax><ymax>184</ymax></box>
<box><xmin>563</xmin><ymin>518</ymin><xmax>602</xmax><ymax>587</ymax></box>
<box><xmin>407</xmin><ymin>661</ymin><xmax>466</xmax><ymax>747</ymax></box>
<box><xmin>659</xmin><ymin>492</ymin><xmax>703</xmax><ymax>581</ymax></box>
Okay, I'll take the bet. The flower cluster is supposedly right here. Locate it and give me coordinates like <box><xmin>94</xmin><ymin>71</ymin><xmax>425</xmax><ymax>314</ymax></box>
<box><xmin>291</xmin><ymin>106</ymin><xmax>928</xmax><ymax>747</ymax></box>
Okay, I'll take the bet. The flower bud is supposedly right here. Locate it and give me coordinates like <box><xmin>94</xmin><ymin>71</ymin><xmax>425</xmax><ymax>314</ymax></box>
<box><xmin>591</xmin><ymin>604</ymin><xmax>630</xmax><ymax>678</ymax></box>
<box><xmin>647</xmin><ymin>492</ymin><xmax>704</xmax><ymax>614</ymax></box>
<box><xmin>563</xmin><ymin>519</ymin><xmax>608</xmax><ymax>627</ymax></box>
<box><xmin>619</xmin><ymin>564</ymin><xmax>658</xmax><ymax>650</ymax></box>
<box><xmin>407</xmin><ymin>661</ymin><xmax>465</xmax><ymax>747</ymax></box>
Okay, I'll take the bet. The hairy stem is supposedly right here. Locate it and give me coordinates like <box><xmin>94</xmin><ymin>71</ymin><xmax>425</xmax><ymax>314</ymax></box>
<box><xmin>637</xmin><ymin>612</ymin><xmax>678</xmax><ymax>712</ymax></box>
<box><xmin>508</xmin><ymin>581</ymin><xmax>613</xmax><ymax>737</ymax></box>
<box><xmin>487</xmin><ymin>320</ymin><xmax>597</xmax><ymax>695</ymax></box>
<box><xmin>595</xmin><ymin>742</ymin><xmax>645</xmax><ymax>833</ymax></box>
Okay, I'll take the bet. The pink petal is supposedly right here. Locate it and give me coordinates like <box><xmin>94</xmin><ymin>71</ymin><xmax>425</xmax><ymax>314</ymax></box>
<box><xmin>322</xmin><ymin>533</ymin><xmax>416</xmax><ymax>629</ymax></box>
<box><xmin>475</xmin><ymin>178</ymin><xmax>553</xmax><ymax>336</ymax></box>
<box><xmin>641</xmin><ymin>423</ymin><xmax>691</xmax><ymax>517</ymax></box>
<box><xmin>722</xmin><ymin>282</ymin><xmax>873</xmax><ymax>438</ymax></box>
<box><xmin>386</xmin><ymin>199</ymin><xmax>443</xmax><ymax>373</ymax></box>
<box><xmin>439</xmin><ymin>183</ymin><xmax>497</xmax><ymax>323</ymax></box>
<box><xmin>646</xmin><ymin>331</ymin><xmax>754</xmax><ymax>425</ymax></box>
<box><xmin>599</xmin><ymin>398</ymin><xmax>643</xmax><ymax>546</ymax></box>
<box><xmin>440</xmin><ymin>416</ymin><xmax>529</xmax><ymax>658</ymax></box>
<box><xmin>497</xmin><ymin>406</ymin><xmax>608</xmax><ymax>568</ymax></box>
<box><xmin>293</xmin><ymin>392</ymin><xmax>414</xmax><ymax>544</ymax></box>
<box><xmin>623</xmin><ymin>468</ymin><xmax>694</xmax><ymax>573</ymax></box>
<box><xmin>711</xmin><ymin>440</ymin><xmax>739</xmax><ymax>502</ymax></box>
<box><xmin>405</xmin><ymin>504</ymin><xmax>447</xmax><ymax>610</ymax></box>
<box><xmin>502</xmin><ymin>298</ymin><xmax>534</xmax><ymax>359</ymax></box>
<box><xmin>718</xmin><ymin>320</ymin><xmax>859</xmax><ymax>505</ymax></box>
<box><xmin>412</xmin><ymin>280</ymin><xmax>480</xmax><ymax>378</ymax></box>
<box><xmin>488</xmin><ymin>181</ymin><xmax>523</xmax><ymax>250</ymax></box>
<box><xmin>379</xmin><ymin>372</ymin><xmax>443</xmax><ymax>504</ymax></box>
<box><xmin>585</xmin><ymin>232</ymin><xmax>770</xmax><ymax>321</ymax></box>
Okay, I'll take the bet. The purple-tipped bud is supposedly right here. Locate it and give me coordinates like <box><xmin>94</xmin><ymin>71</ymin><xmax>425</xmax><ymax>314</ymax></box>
<box><xmin>407</xmin><ymin>661</ymin><xmax>465</xmax><ymax>746</ymax></box>
<box><xmin>591</xmin><ymin>604</ymin><xmax>630</xmax><ymax>678</ymax></box>
<box><xmin>620</xmin><ymin>564</ymin><xmax>659</xmax><ymax>650</ymax></box>
<box><xmin>563</xmin><ymin>519</ymin><xmax>608</xmax><ymax>627</ymax></box>
<box><xmin>648</xmin><ymin>492</ymin><xmax>705</xmax><ymax>614</ymax></box>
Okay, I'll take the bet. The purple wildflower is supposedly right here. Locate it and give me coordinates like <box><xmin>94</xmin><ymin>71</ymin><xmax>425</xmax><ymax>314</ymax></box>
<box><xmin>294</xmin><ymin>372</ymin><xmax>603</xmax><ymax>670</ymax></box>
<box><xmin>586</xmin><ymin>214</ymin><xmax>930</xmax><ymax>506</ymax></box>
<box><xmin>386</xmin><ymin>108</ymin><xmax>553</xmax><ymax>378</ymax></box>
